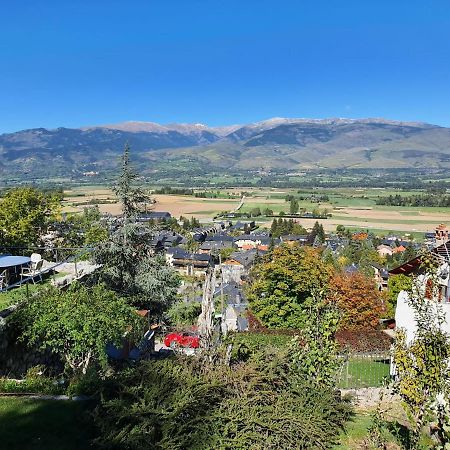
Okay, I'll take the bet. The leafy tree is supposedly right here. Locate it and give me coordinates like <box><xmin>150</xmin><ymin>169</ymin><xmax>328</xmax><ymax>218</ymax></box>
<box><xmin>219</xmin><ymin>247</ymin><xmax>235</xmax><ymax>261</ymax></box>
<box><xmin>387</xmin><ymin>273</ymin><xmax>412</xmax><ymax>311</ymax></box>
<box><xmin>340</xmin><ymin>239</ymin><xmax>384</xmax><ymax>275</ymax></box>
<box><xmin>183</xmin><ymin>234</ymin><xmax>200</xmax><ymax>252</ymax></box>
<box><xmin>58</xmin><ymin>206</ymin><xmax>108</xmax><ymax>247</ymax></box>
<box><xmin>336</xmin><ymin>224</ymin><xmax>346</xmax><ymax>236</ymax></box>
<box><xmin>84</xmin><ymin>222</ymin><xmax>109</xmax><ymax>246</ymax></box>
<box><xmin>12</xmin><ymin>283</ymin><xmax>142</xmax><ymax>374</ymax></box>
<box><xmin>328</xmin><ymin>272</ymin><xmax>384</xmax><ymax>331</ymax></box>
<box><xmin>291</xmin><ymin>292</ymin><xmax>341</xmax><ymax>388</ymax></box>
<box><xmin>310</xmin><ymin>221</ymin><xmax>325</xmax><ymax>244</ymax></box>
<box><xmin>263</xmin><ymin>207</ymin><xmax>274</xmax><ymax>216</ymax></box>
<box><xmin>250</xmin><ymin>207</ymin><xmax>261</xmax><ymax>217</ymax></box>
<box><xmin>289</xmin><ymin>198</ymin><xmax>299</xmax><ymax>214</ymax></box>
<box><xmin>0</xmin><ymin>187</ymin><xmax>60</xmax><ymax>247</ymax></box>
<box><xmin>270</xmin><ymin>218</ymin><xmax>307</xmax><ymax>238</ymax></box>
<box><xmin>247</xmin><ymin>245</ymin><xmax>333</xmax><ymax>329</ymax></box>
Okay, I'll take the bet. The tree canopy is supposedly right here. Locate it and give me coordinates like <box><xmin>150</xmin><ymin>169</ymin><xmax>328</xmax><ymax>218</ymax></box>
<box><xmin>328</xmin><ymin>272</ymin><xmax>385</xmax><ymax>331</ymax></box>
<box><xmin>0</xmin><ymin>187</ymin><xmax>60</xmax><ymax>247</ymax></box>
<box><xmin>247</xmin><ymin>245</ymin><xmax>333</xmax><ymax>328</ymax></box>
<box><xmin>12</xmin><ymin>283</ymin><xmax>143</xmax><ymax>374</ymax></box>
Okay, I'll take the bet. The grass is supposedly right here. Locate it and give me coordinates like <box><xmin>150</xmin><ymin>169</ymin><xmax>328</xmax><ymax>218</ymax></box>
<box><xmin>333</xmin><ymin>413</ymin><xmax>373</xmax><ymax>449</ymax></box>
<box><xmin>0</xmin><ymin>272</ymin><xmax>68</xmax><ymax>311</ymax></box>
<box><xmin>0</xmin><ymin>397</ymin><xmax>97</xmax><ymax>450</ymax></box>
<box><xmin>0</xmin><ymin>283</ymin><xmax>44</xmax><ymax>311</ymax></box>
<box><xmin>334</xmin><ymin>411</ymin><xmax>435</xmax><ymax>449</ymax></box>
<box><xmin>337</xmin><ymin>357</ymin><xmax>390</xmax><ymax>389</ymax></box>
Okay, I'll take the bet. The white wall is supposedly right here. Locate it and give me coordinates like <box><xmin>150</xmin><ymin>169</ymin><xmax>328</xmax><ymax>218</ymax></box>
<box><xmin>395</xmin><ymin>264</ymin><xmax>450</xmax><ymax>344</ymax></box>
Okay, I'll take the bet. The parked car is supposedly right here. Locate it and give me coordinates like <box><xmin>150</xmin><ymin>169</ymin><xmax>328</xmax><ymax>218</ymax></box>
<box><xmin>164</xmin><ymin>332</ymin><xmax>200</xmax><ymax>349</ymax></box>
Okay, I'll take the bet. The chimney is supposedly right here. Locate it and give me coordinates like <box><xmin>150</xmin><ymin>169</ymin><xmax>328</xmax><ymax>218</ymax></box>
<box><xmin>435</xmin><ymin>224</ymin><xmax>449</xmax><ymax>246</ymax></box>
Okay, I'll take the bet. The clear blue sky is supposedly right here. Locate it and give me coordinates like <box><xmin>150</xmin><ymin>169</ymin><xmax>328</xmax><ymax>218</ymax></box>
<box><xmin>1</xmin><ymin>0</ymin><xmax>450</xmax><ymax>133</ymax></box>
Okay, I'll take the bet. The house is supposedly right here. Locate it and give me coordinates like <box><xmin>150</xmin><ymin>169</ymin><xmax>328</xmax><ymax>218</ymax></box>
<box><xmin>165</xmin><ymin>248</ymin><xmax>212</xmax><ymax>276</ymax></box>
<box><xmin>325</xmin><ymin>236</ymin><xmax>348</xmax><ymax>253</ymax></box>
<box><xmin>392</xmin><ymin>245</ymin><xmax>407</xmax><ymax>254</ymax></box>
<box><xmin>151</xmin><ymin>231</ymin><xmax>187</xmax><ymax>250</ymax></box>
<box><xmin>234</xmin><ymin>234</ymin><xmax>272</xmax><ymax>251</ymax></box>
<box><xmin>424</xmin><ymin>231</ymin><xmax>436</xmax><ymax>247</ymax></box>
<box><xmin>352</xmin><ymin>232</ymin><xmax>369</xmax><ymax>241</ymax></box>
<box><xmin>344</xmin><ymin>263</ymin><xmax>359</xmax><ymax>274</ymax></box>
<box><xmin>199</xmin><ymin>234</ymin><xmax>235</xmax><ymax>254</ymax></box>
<box><xmin>222</xmin><ymin>303</ymin><xmax>249</xmax><ymax>332</ymax></box>
<box><xmin>377</xmin><ymin>244</ymin><xmax>394</xmax><ymax>257</ymax></box>
<box><xmin>213</xmin><ymin>282</ymin><xmax>249</xmax><ymax>332</ymax></box>
<box><xmin>435</xmin><ymin>224</ymin><xmax>449</xmax><ymax>246</ymax></box>
<box><xmin>280</xmin><ymin>235</ymin><xmax>310</xmax><ymax>246</ymax></box>
<box><xmin>221</xmin><ymin>249</ymin><xmax>265</xmax><ymax>283</ymax></box>
<box><xmin>391</xmin><ymin>241</ymin><xmax>450</xmax><ymax>344</ymax></box>
<box><xmin>136</xmin><ymin>211</ymin><xmax>171</xmax><ymax>222</ymax></box>
<box><xmin>214</xmin><ymin>281</ymin><xmax>246</xmax><ymax>305</ymax></box>
<box><xmin>191</xmin><ymin>226</ymin><xmax>221</xmax><ymax>243</ymax></box>
<box><xmin>199</xmin><ymin>239</ymin><xmax>235</xmax><ymax>254</ymax></box>
<box><xmin>228</xmin><ymin>221</ymin><xmax>256</xmax><ymax>233</ymax></box>
<box><xmin>370</xmin><ymin>263</ymin><xmax>389</xmax><ymax>291</ymax></box>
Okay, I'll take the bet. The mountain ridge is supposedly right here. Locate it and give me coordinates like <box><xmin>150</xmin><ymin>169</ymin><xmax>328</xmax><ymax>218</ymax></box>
<box><xmin>1</xmin><ymin>117</ymin><xmax>450</xmax><ymax>177</ymax></box>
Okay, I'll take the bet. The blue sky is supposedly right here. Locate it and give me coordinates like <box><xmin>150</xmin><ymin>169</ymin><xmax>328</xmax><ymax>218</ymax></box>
<box><xmin>1</xmin><ymin>0</ymin><xmax>450</xmax><ymax>133</ymax></box>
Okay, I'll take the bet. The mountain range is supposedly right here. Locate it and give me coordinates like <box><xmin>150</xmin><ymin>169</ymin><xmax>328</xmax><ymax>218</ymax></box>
<box><xmin>2</xmin><ymin>117</ymin><xmax>450</xmax><ymax>178</ymax></box>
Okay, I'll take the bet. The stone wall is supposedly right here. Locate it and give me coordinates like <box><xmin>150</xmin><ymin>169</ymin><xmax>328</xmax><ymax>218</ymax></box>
<box><xmin>0</xmin><ymin>310</ymin><xmax>63</xmax><ymax>377</ymax></box>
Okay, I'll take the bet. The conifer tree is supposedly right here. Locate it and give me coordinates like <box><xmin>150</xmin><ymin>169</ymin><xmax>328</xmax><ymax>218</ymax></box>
<box><xmin>113</xmin><ymin>143</ymin><xmax>152</xmax><ymax>221</ymax></box>
<box><xmin>94</xmin><ymin>144</ymin><xmax>180</xmax><ymax>316</ymax></box>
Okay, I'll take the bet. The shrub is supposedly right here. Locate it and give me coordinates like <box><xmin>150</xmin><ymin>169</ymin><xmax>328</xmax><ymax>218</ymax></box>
<box><xmin>336</xmin><ymin>330</ymin><xmax>392</xmax><ymax>353</ymax></box>
<box><xmin>93</xmin><ymin>351</ymin><xmax>352</xmax><ymax>450</ymax></box>
<box><xmin>166</xmin><ymin>301</ymin><xmax>202</xmax><ymax>326</ymax></box>
<box><xmin>0</xmin><ymin>366</ymin><xmax>64</xmax><ymax>395</ymax></box>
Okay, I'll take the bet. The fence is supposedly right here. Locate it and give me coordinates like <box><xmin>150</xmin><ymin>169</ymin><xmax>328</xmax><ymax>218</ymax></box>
<box><xmin>336</xmin><ymin>352</ymin><xmax>391</xmax><ymax>389</ymax></box>
<box><xmin>0</xmin><ymin>246</ymin><xmax>92</xmax><ymax>296</ymax></box>
<box><xmin>0</xmin><ymin>246</ymin><xmax>86</xmax><ymax>263</ymax></box>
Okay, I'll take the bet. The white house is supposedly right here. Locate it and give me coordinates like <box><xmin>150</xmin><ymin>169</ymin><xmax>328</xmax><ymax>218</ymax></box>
<box><xmin>393</xmin><ymin>242</ymin><xmax>450</xmax><ymax>344</ymax></box>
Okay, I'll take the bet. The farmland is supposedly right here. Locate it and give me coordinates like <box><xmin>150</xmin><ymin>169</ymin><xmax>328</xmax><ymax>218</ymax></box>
<box><xmin>62</xmin><ymin>185</ymin><xmax>450</xmax><ymax>236</ymax></box>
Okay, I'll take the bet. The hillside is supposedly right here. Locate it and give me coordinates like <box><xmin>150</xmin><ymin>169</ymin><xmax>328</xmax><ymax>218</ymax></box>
<box><xmin>1</xmin><ymin>118</ymin><xmax>450</xmax><ymax>178</ymax></box>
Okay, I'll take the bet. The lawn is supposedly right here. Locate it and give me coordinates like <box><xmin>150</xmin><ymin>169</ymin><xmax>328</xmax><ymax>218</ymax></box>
<box><xmin>0</xmin><ymin>283</ymin><xmax>44</xmax><ymax>311</ymax></box>
<box><xmin>0</xmin><ymin>397</ymin><xmax>96</xmax><ymax>450</ymax></box>
<box><xmin>333</xmin><ymin>413</ymin><xmax>373</xmax><ymax>449</ymax></box>
<box><xmin>334</xmin><ymin>411</ymin><xmax>435</xmax><ymax>449</ymax></box>
<box><xmin>0</xmin><ymin>272</ymin><xmax>68</xmax><ymax>311</ymax></box>
<box><xmin>337</xmin><ymin>357</ymin><xmax>391</xmax><ymax>389</ymax></box>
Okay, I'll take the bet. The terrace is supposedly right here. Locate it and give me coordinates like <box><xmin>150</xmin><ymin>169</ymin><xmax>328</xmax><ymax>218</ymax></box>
<box><xmin>0</xmin><ymin>246</ymin><xmax>98</xmax><ymax>312</ymax></box>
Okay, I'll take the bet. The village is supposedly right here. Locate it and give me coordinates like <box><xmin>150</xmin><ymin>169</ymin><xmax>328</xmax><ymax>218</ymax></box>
<box><xmin>1</xmin><ymin>150</ymin><xmax>450</xmax><ymax>449</ymax></box>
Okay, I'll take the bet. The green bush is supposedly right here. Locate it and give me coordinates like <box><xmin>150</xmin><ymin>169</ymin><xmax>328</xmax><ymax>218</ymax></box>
<box><xmin>66</xmin><ymin>368</ymin><xmax>103</xmax><ymax>397</ymax></box>
<box><xmin>93</xmin><ymin>350</ymin><xmax>352</xmax><ymax>449</ymax></box>
<box><xmin>227</xmin><ymin>332</ymin><xmax>292</xmax><ymax>361</ymax></box>
<box><xmin>166</xmin><ymin>301</ymin><xmax>202</xmax><ymax>326</ymax></box>
<box><xmin>0</xmin><ymin>366</ymin><xmax>64</xmax><ymax>395</ymax></box>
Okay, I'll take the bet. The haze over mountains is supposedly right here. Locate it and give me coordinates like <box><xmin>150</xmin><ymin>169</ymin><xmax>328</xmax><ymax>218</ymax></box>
<box><xmin>2</xmin><ymin>117</ymin><xmax>450</xmax><ymax>178</ymax></box>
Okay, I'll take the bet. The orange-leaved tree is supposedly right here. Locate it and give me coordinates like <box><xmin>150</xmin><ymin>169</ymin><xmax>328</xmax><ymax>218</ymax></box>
<box><xmin>328</xmin><ymin>272</ymin><xmax>385</xmax><ymax>331</ymax></box>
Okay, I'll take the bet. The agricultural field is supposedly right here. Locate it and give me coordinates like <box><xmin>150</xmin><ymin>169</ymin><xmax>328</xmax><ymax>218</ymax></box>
<box><xmin>62</xmin><ymin>185</ymin><xmax>450</xmax><ymax>236</ymax></box>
